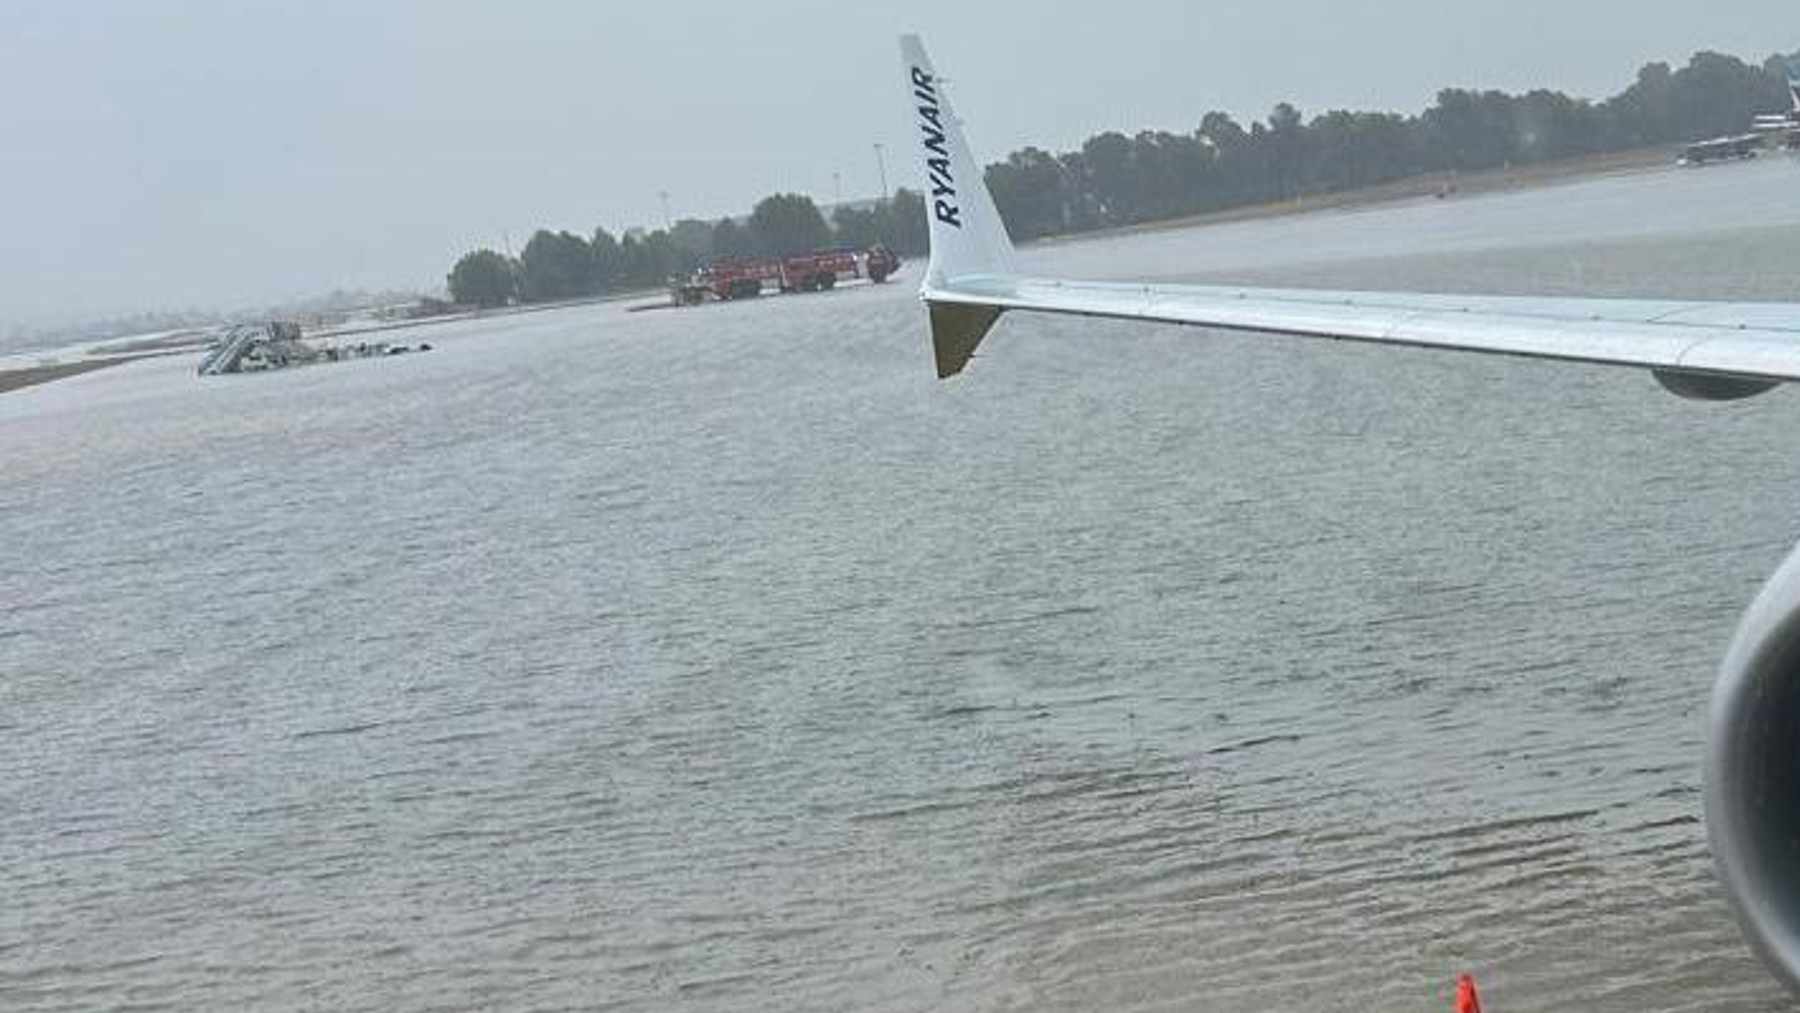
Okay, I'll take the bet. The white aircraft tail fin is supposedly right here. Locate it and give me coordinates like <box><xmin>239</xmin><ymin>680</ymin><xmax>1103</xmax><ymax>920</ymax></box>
<box><xmin>900</xmin><ymin>34</ymin><xmax>1018</xmax><ymax>376</ymax></box>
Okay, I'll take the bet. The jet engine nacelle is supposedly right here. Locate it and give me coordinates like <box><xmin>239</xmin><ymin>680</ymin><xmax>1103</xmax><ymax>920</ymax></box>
<box><xmin>1653</xmin><ymin>369</ymin><xmax>1781</xmax><ymax>402</ymax></box>
<box><xmin>1709</xmin><ymin>541</ymin><xmax>1800</xmax><ymax>993</ymax></box>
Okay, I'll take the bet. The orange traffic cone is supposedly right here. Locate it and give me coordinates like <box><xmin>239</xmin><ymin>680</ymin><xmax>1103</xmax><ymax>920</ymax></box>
<box><xmin>1455</xmin><ymin>973</ymin><xmax>1484</xmax><ymax>1013</ymax></box>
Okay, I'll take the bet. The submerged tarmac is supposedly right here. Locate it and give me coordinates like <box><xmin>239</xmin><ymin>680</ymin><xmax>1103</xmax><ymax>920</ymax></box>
<box><xmin>5</xmin><ymin>155</ymin><xmax>1800</xmax><ymax>1012</ymax></box>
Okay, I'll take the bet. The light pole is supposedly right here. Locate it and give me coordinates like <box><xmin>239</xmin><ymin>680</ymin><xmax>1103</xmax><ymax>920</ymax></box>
<box><xmin>873</xmin><ymin>143</ymin><xmax>889</xmax><ymax>201</ymax></box>
<box><xmin>658</xmin><ymin>191</ymin><xmax>672</xmax><ymax>231</ymax></box>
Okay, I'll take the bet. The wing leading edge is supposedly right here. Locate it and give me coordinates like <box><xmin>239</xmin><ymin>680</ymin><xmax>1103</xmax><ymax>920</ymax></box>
<box><xmin>900</xmin><ymin>34</ymin><xmax>1800</xmax><ymax>397</ymax></box>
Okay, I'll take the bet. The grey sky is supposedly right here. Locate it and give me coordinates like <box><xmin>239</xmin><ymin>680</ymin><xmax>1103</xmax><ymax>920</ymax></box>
<box><xmin>2</xmin><ymin>1</ymin><xmax>1792</xmax><ymax>329</ymax></box>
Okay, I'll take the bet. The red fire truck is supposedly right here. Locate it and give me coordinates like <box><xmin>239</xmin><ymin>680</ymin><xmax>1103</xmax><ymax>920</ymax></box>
<box><xmin>674</xmin><ymin>246</ymin><xmax>902</xmax><ymax>304</ymax></box>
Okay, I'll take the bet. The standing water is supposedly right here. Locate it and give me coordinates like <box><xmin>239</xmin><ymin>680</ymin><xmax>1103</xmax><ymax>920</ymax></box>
<box><xmin>7</xmin><ymin>158</ymin><xmax>1800</xmax><ymax>1011</ymax></box>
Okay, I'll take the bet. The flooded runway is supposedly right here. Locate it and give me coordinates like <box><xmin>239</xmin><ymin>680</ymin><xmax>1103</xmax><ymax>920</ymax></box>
<box><xmin>6</xmin><ymin>156</ymin><xmax>1800</xmax><ymax>1011</ymax></box>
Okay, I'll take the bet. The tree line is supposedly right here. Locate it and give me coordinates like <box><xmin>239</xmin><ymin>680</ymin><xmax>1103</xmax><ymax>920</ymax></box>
<box><xmin>450</xmin><ymin>48</ymin><xmax>1795</xmax><ymax>308</ymax></box>
<box><xmin>447</xmin><ymin>191</ymin><xmax>927</xmax><ymax>308</ymax></box>
<box><xmin>985</xmin><ymin>50</ymin><xmax>1798</xmax><ymax>239</ymax></box>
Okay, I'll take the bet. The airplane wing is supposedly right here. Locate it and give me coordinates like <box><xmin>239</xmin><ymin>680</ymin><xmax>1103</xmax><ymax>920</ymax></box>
<box><xmin>901</xmin><ymin>34</ymin><xmax>1800</xmax><ymax>400</ymax></box>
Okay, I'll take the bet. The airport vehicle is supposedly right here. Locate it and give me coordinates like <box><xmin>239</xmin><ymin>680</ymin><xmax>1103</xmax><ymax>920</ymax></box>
<box><xmin>673</xmin><ymin>246</ymin><xmax>901</xmax><ymax>304</ymax></box>
<box><xmin>1677</xmin><ymin>134</ymin><xmax>1762</xmax><ymax>165</ymax></box>
<box><xmin>900</xmin><ymin>33</ymin><xmax>1800</xmax><ymax>996</ymax></box>
<box><xmin>196</xmin><ymin>321</ymin><xmax>422</xmax><ymax>375</ymax></box>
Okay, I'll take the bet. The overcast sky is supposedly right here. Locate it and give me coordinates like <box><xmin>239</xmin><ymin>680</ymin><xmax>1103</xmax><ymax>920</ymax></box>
<box><xmin>2</xmin><ymin>1</ymin><xmax>1792</xmax><ymax>329</ymax></box>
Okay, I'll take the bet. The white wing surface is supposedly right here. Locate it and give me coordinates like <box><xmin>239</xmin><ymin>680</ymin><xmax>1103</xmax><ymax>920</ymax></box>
<box><xmin>900</xmin><ymin>35</ymin><xmax>1800</xmax><ymax>398</ymax></box>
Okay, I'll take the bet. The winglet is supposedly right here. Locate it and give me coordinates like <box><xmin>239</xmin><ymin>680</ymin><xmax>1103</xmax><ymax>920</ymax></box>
<box><xmin>929</xmin><ymin>302</ymin><xmax>1006</xmax><ymax>378</ymax></box>
<box><xmin>900</xmin><ymin>34</ymin><xmax>1018</xmax><ymax>377</ymax></box>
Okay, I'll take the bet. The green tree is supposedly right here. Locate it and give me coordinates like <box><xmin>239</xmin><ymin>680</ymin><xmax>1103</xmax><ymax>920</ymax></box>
<box><xmin>518</xmin><ymin>230</ymin><xmax>595</xmax><ymax>303</ymax></box>
<box><xmin>1130</xmin><ymin>130</ymin><xmax>1212</xmax><ymax>220</ymax></box>
<box><xmin>1266</xmin><ymin>103</ymin><xmax>1308</xmax><ymax>199</ymax></box>
<box><xmin>748</xmin><ymin>193</ymin><xmax>833</xmax><ymax>256</ymax></box>
<box><xmin>613</xmin><ymin>230</ymin><xmax>680</xmax><ymax>288</ymax></box>
<box><xmin>882</xmin><ymin>189</ymin><xmax>929</xmax><ymax>256</ymax></box>
<box><xmin>591</xmin><ymin>227</ymin><xmax>623</xmax><ymax>291</ymax></box>
<box><xmin>1602</xmin><ymin>62</ymin><xmax>1676</xmax><ymax>146</ymax></box>
<box><xmin>1198</xmin><ymin>111</ymin><xmax>1254</xmax><ymax>205</ymax></box>
<box><xmin>832</xmin><ymin>204</ymin><xmax>882</xmax><ymax>248</ymax></box>
<box><xmin>711</xmin><ymin>217</ymin><xmax>755</xmax><ymax>259</ymax></box>
<box><xmin>667</xmin><ymin>219</ymin><xmax>715</xmax><ymax>273</ymax></box>
<box><xmin>637</xmin><ymin>230</ymin><xmax>680</xmax><ymax>284</ymax></box>
<box><xmin>446</xmin><ymin>249</ymin><xmax>516</xmax><ymax>308</ymax></box>
<box><xmin>1080</xmin><ymin>131</ymin><xmax>1137</xmax><ymax>223</ymax></box>
<box><xmin>1421</xmin><ymin>89</ymin><xmax>1516</xmax><ymax>170</ymax></box>
<box><xmin>986</xmin><ymin>147</ymin><xmax>1073</xmax><ymax>240</ymax></box>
